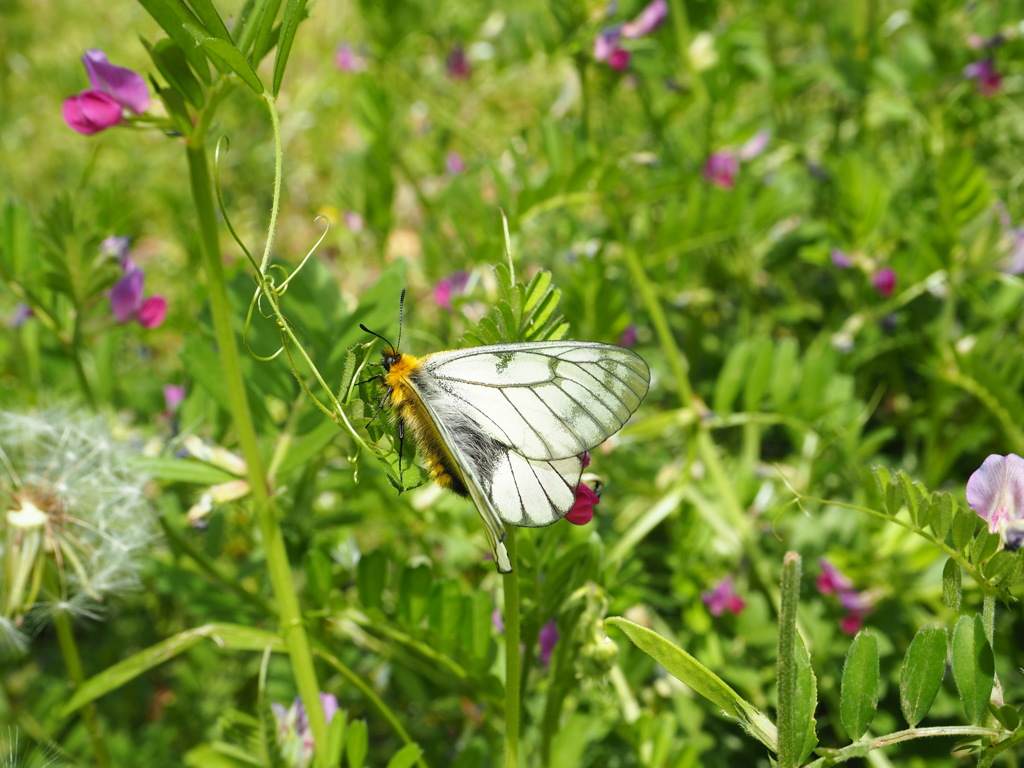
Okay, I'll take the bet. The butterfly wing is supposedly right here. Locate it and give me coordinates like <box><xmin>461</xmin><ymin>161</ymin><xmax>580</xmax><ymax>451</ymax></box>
<box><xmin>417</xmin><ymin>342</ymin><xmax>650</xmax><ymax>460</ymax></box>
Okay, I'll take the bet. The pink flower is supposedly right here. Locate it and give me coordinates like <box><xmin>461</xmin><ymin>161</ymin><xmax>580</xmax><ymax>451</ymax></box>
<box><xmin>433</xmin><ymin>271</ymin><xmax>470</xmax><ymax>312</ymax></box>
<box><xmin>701</xmin><ymin>576</ymin><xmax>746</xmax><ymax>616</ymax></box>
<box><xmin>7</xmin><ymin>303</ymin><xmax>33</xmax><ymax>328</ymax></box>
<box><xmin>872</xmin><ymin>268</ymin><xmax>897</xmax><ymax>298</ymax></box>
<box><xmin>737</xmin><ymin>130</ymin><xmax>770</xmax><ymax>161</ymax></box>
<box><xmin>538</xmin><ymin>620</ymin><xmax>559</xmax><ymax>667</ymax></box>
<box><xmin>967</xmin><ymin>454</ymin><xmax>1024</xmax><ymax>550</ymax></box>
<box><xmin>163</xmin><ymin>385</ymin><xmax>186</xmax><ymax>414</ymax></box>
<box><xmin>492</xmin><ymin>608</ymin><xmax>504</xmax><ymax>634</ymax></box>
<box><xmin>622</xmin><ymin>0</ymin><xmax>668</xmax><ymax>38</ymax></box>
<box><xmin>840</xmin><ymin>613</ymin><xmax>864</xmax><ymax>635</ymax></box>
<box><xmin>343</xmin><ymin>211</ymin><xmax>365</xmax><ymax>233</ymax></box>
<box><xmin>272</xmin><ymin>693</ymin><xmax>340</xmax><ymax>765</ymax></box>
<box><xmin>446</xmin><ymin>45</ymin><xmax>471</xmax><ymax>80</ymax></box>
<box><xmin>445</xmin><ymin>151</ymin><xmax>466</xmax><ymax>175</ymax></box>
<box><xmin>335</xmin><ymin>43</ymin><xmax>367</xmax><ymax>73</ymax></box>
<box><xmin>565</xmin><ymin>483</ymin><xmax>600</xmax><ymax>525</ymax></box>
<box><xmin>703</xmin><ymin>151</ymin><xmax>739</xmax><ymax>189</ymax></box>
<box><xmin>818</xmin><ymin>559</ymin><xmax>872</xmax><ymax>633</ymax></box>
<box><xmin>816</xmin><ymin>558</ymin><xmax>853</xmax><ymax>595</ymax></box>
<box><xmin>62</xmin><ymin>91</ymin><xmax>124</xmax><ymax>135</ymax></box>
<box><xmin>111</xmin><ymin>264</ymin><xmax>166</xmax><ymax>329</ymax></box>
<box><xmin>63</xmin><ymin>50</ymin><xmax>149</xmax><ymax>135</ymax></box>
<box><xmin>964</xmin><ymin>58</ymin><xmax>1002</xmax><ymax>97</ymax></box>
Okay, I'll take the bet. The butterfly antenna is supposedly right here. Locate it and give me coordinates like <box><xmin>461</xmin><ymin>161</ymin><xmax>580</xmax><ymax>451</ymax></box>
<box><xmin>396</xmin><ymin>288</ymin><xmax>407</xmax><ymax>351</ymax></box>
<box><xmin>359</xmin><ymin>323</ymin><xmax>395</xmax><ymax>351</ymax></box>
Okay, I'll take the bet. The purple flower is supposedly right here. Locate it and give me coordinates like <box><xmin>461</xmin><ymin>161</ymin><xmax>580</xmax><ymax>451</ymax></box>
<box><xmin>964</xmin><ymin>58</ymin><xmax>1002</xmax><ymax>97</ymax></box>
<box><xmin>703</xmin><ymin>151</ymin><xmax>739</xmax><ymax>189</ymax></box>
<box><xmin>334</xmin><ymin>43</ymin><xmax>367</xmax><ymax>73</ymax></box>
<box><xmin>594</xmin><ymin>26</ymin><xmax>630</xmax><ymax>69</ymax></box>
<box><xmin>82</xmin><ymin>50</ymin><xmax>149</xmax><ymax>113</ymax></box>
<box><xmin>618</xmin><ymin>324</ymin><xmax>638</xmax><ymax>347</ymax></box>
<box><xmin>492</xmin><ymin>608</ymin><xmax>504</xmax><ymax>634</ymax></box>
<box><xmin>538</xmin><ymin>620</ymin><xmax>559</xmax><ymax>667</ymax></box>
<box><xmin>273</xmin><ymin>693</ymin><xmax>340</xmax><ymax>767</ymax></box>
<box><xmin>7</xmin><ymin>303</ymin><xmax>33</xmax><ymax>328</ymax></box>
<box><xmin>445</xmin><ymin>150</ymin><xmax>466</xmax><ymax>175</ymax></box>
<box><xmin>816</xmin><ymin>558</ymin><xmax>853</xmax><ymax>595</ymax></box>
<box><xmin>872</xmin><ymin>268</ymin><xmax>897</xmax><ymax>298</ymax></box>
<box><xmin>967</xmin><ymin>454</ymin><xmax>1024</xmax><ymax>550</ymax></box>
<box><xmin>63</xmin><ymin>50</ymin><xmax>148</xmax><ymax>135</ymax></box>
<box><xmin>564</xmin><ymin>482</ymin><xmax>600</xmax><ymax>525</ymax></box>
<box><xmin>701</xmin><ymin>576</ymin><xmax>746</xmax><ymax>616</ymax></box>
<box><xmin>433</xmin><ymin>271</ymin><xmax>470</xmax><ymax>312</ymax></box>
<box><xmin>446</xmin><ymin>45</ymin><xmax>471</xmax><ymax>80</ymax></box>
<box><xmin>830</xmin><ymin>249</ymin><xmax>853</xmax><ymax>268</ymax></box>
<box><xmin>111</xmin><ymin>266</ymin><xmax>167</xmax><ymax>329</ymax></box>
<box><xmin>1003</xmin><ymin>227</ymin><xmax>1024</xmax><ymax>274</ymax></box>
<box><xmin>100</xmin><ymin>235</ymin><xmax>132</xmax><ymax>265</ymax></box>
<box><xmin>622</xmin><ymin>0</ymin><xmax>668</xmax><ymax>38</ymax></box>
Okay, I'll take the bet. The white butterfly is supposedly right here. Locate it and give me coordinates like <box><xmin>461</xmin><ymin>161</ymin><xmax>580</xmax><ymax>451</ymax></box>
<box><xmin>364</xmin><ymin>327</ymin><xmax>650</xmax><ymax>572</ymax></box>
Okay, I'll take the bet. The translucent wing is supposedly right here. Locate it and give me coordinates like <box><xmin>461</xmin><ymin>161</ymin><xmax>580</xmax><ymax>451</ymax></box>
<box><xmin>417</xmin><ymin>342</ymin><xmax>650</xmax><ymax>460</ymax></box>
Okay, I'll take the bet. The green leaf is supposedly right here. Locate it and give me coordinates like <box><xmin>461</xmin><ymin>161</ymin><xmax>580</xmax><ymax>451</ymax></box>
<box><xmin>714</xmin><ymin>339</ymin><xmax>752</xmax><ymax>414</ymax></box>
<box><xmin>137</xmin><ymin>0</ymin><xmax>212</xmax><ymax>84</ymax></box>
<box><xmin>941</xmin><ymin>558</ymin><xmax>962</xmax><ymax>611</ymax></box>
<box><xmin>743</xmin><ymin>337</ymin><xmax>774</xmax><ymax>412</ymax></box>
<box><xmin>184</xmin><ymin>0</ymin><xmax>233</xmax><ymax>42</ymax></box>
<box><xmin>770</xmin><ymin>338</ymin><xmax>799</xmax><ymax>408</ymax></box>
<box><xmin>184</xmin><ymin>24</ymin><xmax>264</xmax><ymax>93</ymax></box>
<box><xmin>143</xmin><ymin>37</ymin><xmax>205</xmax><ymax>108</ymax></box>
<box><xmin>357</xmin><ymin>551</ymin><xmax>387</xmax><ymax>611</ymax></box>
<box><xmin>397</xmin><ymin>563</ymin><xmax>431</xmax><ymax>627</ymax></box>
<box><xmin>983</xmin><ymin>550</ymin><xmax>1018</xmax><ymax>585</ymax></box>
<box><xmin>840</xmin><ymin>630</ymin><xmax>880</xmax><ymax>740</ymax></box>
<box><xmin>326</xmin><ymin>709</ymin><xmax>348</xmax><ymax>768</ymax></box>
<box><xmin>272</xmin><ymin>0</ymin><xmax>308</xmax><ymax>97</ymax></box>
<box><xmin>385</xmin><ymin>743</ymin><xmax>423</xmax><ymax>768</ymax></box>
<box><xmin>777</xmin><ymin>552</ymin><xmax>815</xmax><ymax>767</ymax></box>
<box><xmin>794</xmin><ymin>633</ymin><xmax>819</xmax><ymax>764</ymax></box>
<box><xmin>951</xmin><ymin>510</ymin><xmax>978</xmax><ymax>553</ymax></box>
<box><xmin>346</xmin><ymin>719</ymin><xmax>368</xmax><ymax>768</ymax></box>
<box><xmin>969</xmin><ymin>528</ymin><xmax>1001</xmax><ymax>568</ymax></box>
<box><xmin>63</xmin><ymin>624</ymin><xmax>283</xmax><ymax>716</ymax></box>
<box><xmin>605</xmin><ymin>617</ymin><xmax>777</xmax><ymax>752</ymax></box>
<box><xmin>899</xmin><ymin>472</ymin><xmax>925</xmax><ymax>527</ymax></box>
<box><xmin>951</xmin><ymin>615</ymin><xmax>994</xmax><ymax>725</ymax></box>
<box><xmin>992</xmin><ymin>704</ymin><xmax>1020</xmax><ymax>731</ymax></box>
<box><xmin>900</xmin><ymin>627</ymin><xmax>946</xmax><ymax>727</ymax></box>
<box><xmin>873</xmin><ymin>466</ymin><xmax>897</xmax><ymax>517</ymax></box>
<box><xmin>930</xmin><ymin>491</ymin><xmax>956</xmax><ymax>541</ymax></box>
<box><xmin>523</xmin><ymin>270</ymin><xmax>551</xmax><ymax>314</ymax></box>
<box><xmin>130</xmin><ymin>455</ymin><xmax>237</xmax><ymax>485</ymax></box>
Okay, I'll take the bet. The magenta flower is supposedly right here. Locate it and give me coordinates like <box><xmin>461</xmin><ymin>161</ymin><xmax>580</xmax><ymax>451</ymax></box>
<box><xmin>163</xmin><ymin>385</ymin><xmax>186</xmax><ymax>414</ymax></box>
<box><xmin>446</xmin><ymin>45</ymin><xmax>471</xmax><ymax>80</ymax></box>
<box><xmin>111</xmin><ymin>266</ymin><xmax>167</xmax><ymax>329</ymax></box>
<box><xmin>703</xmin><ymin>151</ymin><xmax>739</xmax><ymax>189</ymax></box>
<box><xmin>492</xmin><ymin>607</ymin><xmax>504</xmax><ymax>634</ymax></box>
<box><xmin>343</xmin><ymin>210</ymin><xmax>365</xmax><ymax>234</ymax></box>
<box><xmin>964</xmin><ymin>58</ymin><xmax>1002</xmax><ymax>97</ymax></box>
<box><xmin>618</xmin><ymin>324</ymin><xmax>638</xmax><ymax>347</ymax></box>
<box><xmin>334</xmin><ymin>43</ymin><xmax>367</xmax><ymax>73</ymax></box>
<box><xmin>62</xmin><ymin>91</ymin><xmax>124</xmax><ymax>135</ymax></box>
<box><xmin>63</xmin><ymin>50</ymin><xmax>149</xmax><ymax>135</ymax></box>
<box><xmin>445</xmin><ymin>150</ymin><xmax>466</xmax><ymax>175</ymax></box>
<box><xmin>701</xmin><ymin>576</ymin><xmax>746</xmax><ymax>616</ymax></box>
<box><xmin>872</xmin><ymin>268</ymin><xmax>897</xmax><ymax>298</ymax></box>
<box><xmin>817</xmin><ymin>559</ymin><xmax>872</xmax><ymax>633</ymax></box>
<box><xmin>433</xmin><ymin>271</ymin><xmax>470</xmax><ymax>312</ymax></box>
<box><xmin>565</xmin><ymin>483</ymin><xmax>600</xmax><ymax>525</ymax></box>
<box><xmin>623</xmin><ymin>0</ymin><xmax>668</xmax><ymax>38</ymax></box>
<box><xmin>594</xmin><ymin>26</ymin><xmax>631</xmax><ymax>70</ymax></box>
<box><xmin>538</xmin><ymin>620</ymin><xmax>559</xmax><ymax>667</ymax></box>
<box><xmin>967</xmin><ymin>454</ymin><xmax>1024</xmax><ymax>550</ymax></box>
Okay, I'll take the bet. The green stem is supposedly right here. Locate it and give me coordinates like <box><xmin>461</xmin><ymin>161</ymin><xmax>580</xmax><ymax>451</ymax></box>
<box><xmin>54</xmin><ymin>611</ymin><xmax>111</xmax><ymax>767</ymax></box>
<box><xmin>185</xmin><ymin>141</ymin><xmax>329</xmax><ymax>768</ymax></box>
<box><xmin>503</xmin><ymin>530</ymin><xmax>521</xmax><ymax>768</ymax></box>
<box><xmin>776</xmin><ymin>551</ymin><xmax>802</xmax><ymax>768</ymax></box>
<box><xmin>805</xmin><ymin>725</ymin><xmax>1004</xmax><ymax>767</ymax></box>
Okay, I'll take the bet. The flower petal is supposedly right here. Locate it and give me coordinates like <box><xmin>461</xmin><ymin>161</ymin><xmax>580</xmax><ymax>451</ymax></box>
<box><xmin>137</xmin><ymin>295</ymin><xmax>168</xmax><ymax>328</ymax></box>
<box><xmin>565</xmin><ymin>483</ymin><xmax>599</xmax><ymax>525</ymax></box>
<box><xmin>82</xmin><ymin>49</ymin><xmax>149</xmax><ymax>113</ymax></box>
<box><xmin>967</xmin><ymin>454</ymin><xmax>1024</xmax><ymax>534</ymax></box>
<box><xmin>62</xmin><ymin>90</ymin><xmax>123</xmax><ymax>135</ymax></box>
<box><xmin>110</xmin><ymin>269</ymin><xmax>144</xmax><ymax>322</ymax></box>
<box><xmin>623</xmin><ymin>0</ymin><xmax>669</xmax><ymax>39</ymax></box>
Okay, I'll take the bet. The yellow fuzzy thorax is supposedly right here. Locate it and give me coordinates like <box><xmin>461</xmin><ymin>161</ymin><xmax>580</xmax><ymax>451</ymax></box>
<box><xmin>383</xmin><ymin>351</ymin><xmax>463</xmax><ymax>494</ymax></box>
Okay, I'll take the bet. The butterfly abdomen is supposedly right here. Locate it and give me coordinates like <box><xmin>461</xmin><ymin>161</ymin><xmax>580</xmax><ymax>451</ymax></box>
<box><xmin>385</xmin><ymin>351</ymin><xmax>474</xmax><ymax>496</ymax></box>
